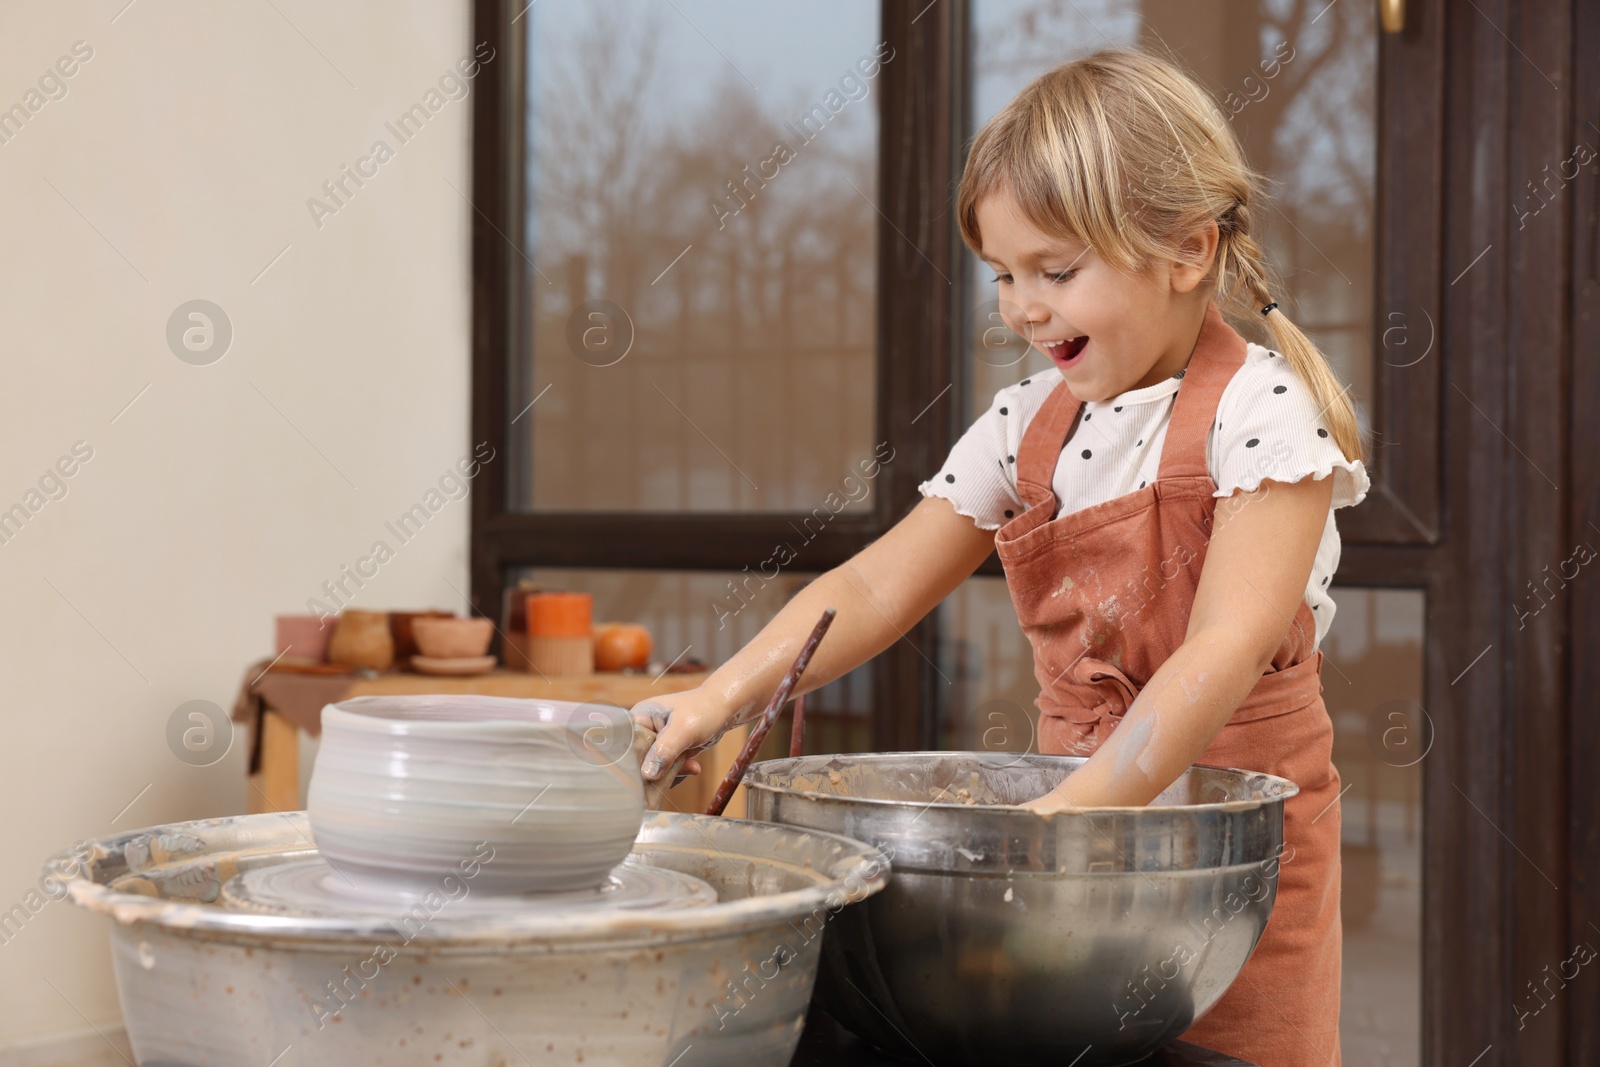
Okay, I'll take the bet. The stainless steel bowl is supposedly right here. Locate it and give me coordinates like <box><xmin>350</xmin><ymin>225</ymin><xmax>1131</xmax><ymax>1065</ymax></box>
<box><xmin>743</xmin><ymin>752</ymin><xmax>1298</xmax><ymax>1067</ymax></box>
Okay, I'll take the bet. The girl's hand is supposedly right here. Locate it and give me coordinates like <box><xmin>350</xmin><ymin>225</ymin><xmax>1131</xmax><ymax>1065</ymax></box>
<box><xmin>1019</xmin><ymin>790</ymin><xmax>1080</xmax><ymax>815</ymax></box>
<box><xmin>630</xmin><ymin>496</ymin><xmax>995</xmax><ymax>786</ymax></box>
<box><xmin>630</xmin><ymin>687</ymin><xmax>741</xmax><ymax>783</ymax></box>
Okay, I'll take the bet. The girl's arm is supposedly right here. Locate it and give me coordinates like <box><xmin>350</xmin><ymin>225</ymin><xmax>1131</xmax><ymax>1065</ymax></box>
<box><xmin>1024</xmin><ymin>474</ymin><xmax>1335</xmax><ymax>810</ymax></box>
<box><xmin>637</xmin><ymin>496</ymin><xmax>997</xmax><ymax>781</ymax></box>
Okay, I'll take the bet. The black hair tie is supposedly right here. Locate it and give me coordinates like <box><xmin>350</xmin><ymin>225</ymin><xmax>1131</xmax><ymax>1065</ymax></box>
<box><xmin>1260</xmin><ymin>301</ymin><xmax>1279</xmax><ymax>316</ymax></box>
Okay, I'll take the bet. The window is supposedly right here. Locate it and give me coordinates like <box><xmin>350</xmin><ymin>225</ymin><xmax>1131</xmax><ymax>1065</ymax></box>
<box><xmin>514</xmin><ymin>2</ymin><xmax>883</xmax><ymax>513</ymax></box>
<box><xmin>469</xmin><ymin>1</ymin><xmax>965</xmax><ymax>751</ymax></box>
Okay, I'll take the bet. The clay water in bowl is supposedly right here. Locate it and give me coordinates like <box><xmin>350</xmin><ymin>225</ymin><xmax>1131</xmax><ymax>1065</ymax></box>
<box><xmin>308</xmin><ymin>694</ymin><xmax>643</xmax><ymax>893</ymax></box>
<box><xmin>746</xmin><ymin>752</ymin><xmax>1298</xmax><ymax>1067</ymax></box>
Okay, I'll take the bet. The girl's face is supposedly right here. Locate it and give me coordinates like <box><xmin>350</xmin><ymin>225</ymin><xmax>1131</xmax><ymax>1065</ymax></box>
<box><xmin>975</xmin><ymin>190</ymin><xmax>1213</xmax><ymax>402</ymax></box>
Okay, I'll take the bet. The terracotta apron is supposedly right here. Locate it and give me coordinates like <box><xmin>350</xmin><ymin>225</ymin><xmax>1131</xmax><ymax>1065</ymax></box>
<box><xmin>994</xmin><ymin>302</ymin><xmax>1343</xmax><ymax>1066</ymax></box>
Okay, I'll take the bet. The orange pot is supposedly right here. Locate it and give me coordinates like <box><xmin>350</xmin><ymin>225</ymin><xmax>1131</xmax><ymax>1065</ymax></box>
<box><xmin>526</xmin><ymin>592</ymin><xmax>592</xmax><ymax>638</ymax></box>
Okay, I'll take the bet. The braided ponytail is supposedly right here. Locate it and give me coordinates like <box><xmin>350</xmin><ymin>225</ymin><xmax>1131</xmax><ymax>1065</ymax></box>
<box><xmin>1216</xmin><ymin>204</ymin><xmax>1365</xmax><ymax>464</ymax></box>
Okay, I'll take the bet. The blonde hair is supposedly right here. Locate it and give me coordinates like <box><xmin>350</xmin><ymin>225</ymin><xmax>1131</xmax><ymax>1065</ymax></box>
<box><xmin>957</xmin><ymin>48</ymin><xmax>1364</xmax><ymax>463</ymax></box>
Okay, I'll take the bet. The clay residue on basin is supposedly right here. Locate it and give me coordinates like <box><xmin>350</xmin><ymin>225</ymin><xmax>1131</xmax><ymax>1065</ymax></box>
<box><xmin>753</xmin><ymin>753</ymin><xmax>1295</xmax><ymax>809</ymax></box>
<box><xmin>776</xmin><ymin>754</ymin><xmax>1064</xmax><ymax>806</ymax></box>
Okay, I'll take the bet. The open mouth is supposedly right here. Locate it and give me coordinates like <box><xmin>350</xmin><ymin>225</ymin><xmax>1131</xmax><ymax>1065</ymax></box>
<box><xmin>1042</xmin><ymin>336</ymin><xmax>1089</xmax><ymax>368</ymax></box>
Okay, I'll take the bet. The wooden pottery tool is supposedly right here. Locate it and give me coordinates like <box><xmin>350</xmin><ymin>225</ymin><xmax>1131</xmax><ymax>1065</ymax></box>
<box><xmin>704</xmin><ymin>608</ymin><xmax>835</xmax><ymax>817</ymax></box>
<box><xmin>789</xmin><ymin>693</ymin><xmax>808</xmax><ymax>758</ymax></box>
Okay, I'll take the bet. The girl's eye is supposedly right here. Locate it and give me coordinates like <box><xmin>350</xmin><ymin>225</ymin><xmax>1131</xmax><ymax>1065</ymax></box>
<box><xmin>1048</xmin><ymin>270</ymin><xmax>1078</xmax><ymax>284</ymax></box>
<box><xmin>990</xmin><ymin>274</ymin><xmax>1010</xmax><ymax>285</ymax></box>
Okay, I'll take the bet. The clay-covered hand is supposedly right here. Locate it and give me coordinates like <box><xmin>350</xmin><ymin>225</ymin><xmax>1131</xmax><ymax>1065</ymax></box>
<box><xmin>629</xmin><ymin>718</ymin><xmax>701</xmax><ymax>811</ymax></box>
<box><xmin>1018</xmin><ymin>786</ymin><xmax>1082</xmax><ymax>815</ymax></box>
<box><xmin>631</xmin><ymin>687</ymin><xmax>742</xmax><ymax>784</ymax></box>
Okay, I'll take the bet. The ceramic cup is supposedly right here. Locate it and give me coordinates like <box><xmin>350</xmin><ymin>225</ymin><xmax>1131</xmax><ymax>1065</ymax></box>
<box><xmin>308</xmin><ymin>695</ymin><xmax>645</xmax><ymax>894</ymax></box>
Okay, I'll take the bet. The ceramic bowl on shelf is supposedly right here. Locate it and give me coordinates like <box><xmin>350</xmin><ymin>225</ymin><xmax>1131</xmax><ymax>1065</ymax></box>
<box><xmin>307</xmin><ymin>695</ymin><xmax>644</xmax><ymax>894</ymax></box>
<box><xmin>411</xmin><ymin>616</ymin><xmax>494</xmax><ymax>659</ymax></box>
<box><xmin>388</xmin><ymin>610</ymin><xmax>454</xmax><ymax>659</ymax></box>
<box><xmin>409</xmin><ymin>653</ymin><xmax>497</xmax><ymax>676</ymax></box>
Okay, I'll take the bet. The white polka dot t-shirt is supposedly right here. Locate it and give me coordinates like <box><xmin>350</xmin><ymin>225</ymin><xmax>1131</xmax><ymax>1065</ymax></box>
<box><xmin>919</xmin><ymin>343</ymin><xmax>1370</xmax><ymax>648</ymax></box>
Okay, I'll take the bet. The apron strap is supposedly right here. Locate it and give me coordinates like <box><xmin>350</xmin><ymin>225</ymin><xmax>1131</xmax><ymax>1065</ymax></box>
<box><xmin>1156</xmin><ymin>301</ymin><xmax>1250</xmax><ymax>482</ymax></box>
<box><xmin>1014</xmin><ymin>379</ymin><xmax>1082</xmax><ymax>500</ymax></box>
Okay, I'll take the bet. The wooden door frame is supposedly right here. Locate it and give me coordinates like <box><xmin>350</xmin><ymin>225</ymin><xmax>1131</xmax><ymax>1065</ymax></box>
<box><xmin>870</xmin><ymin>1</ymin><xmax>968</xmax><ymax>750</ymax></box>
<box><xmin>1337</xmin><ymin>1</ymin><xmax>1593</xmax><ymax>1063</ymax></box>
<box><xmin>1566</xmin><ymin>2</ymin><xmax>1600</xmax><ymax>1062</ymax></box>
<box><xmin>1435</xmin><ymin>0</ymin><xmax>1592</xmax><ymax>1063</ymax></box>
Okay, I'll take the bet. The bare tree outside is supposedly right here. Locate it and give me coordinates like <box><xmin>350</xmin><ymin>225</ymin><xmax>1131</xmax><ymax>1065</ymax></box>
<box><xmin>519</xmin><ymin>3</ymin><xmax>881</xmax><ymax>513</ymax></box>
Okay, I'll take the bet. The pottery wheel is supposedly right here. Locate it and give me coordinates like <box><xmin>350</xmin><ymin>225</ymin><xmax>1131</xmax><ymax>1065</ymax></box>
<box><xmin>222</xmin><ymin>856</ymin><xmax>717</xmax><ymax>919</ymax></box>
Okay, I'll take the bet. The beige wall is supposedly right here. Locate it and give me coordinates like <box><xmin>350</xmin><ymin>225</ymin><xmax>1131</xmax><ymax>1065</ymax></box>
<box><xmin>0</xmin><ymin>0</ymin><xmax>473</xmax><ymax>1047</ymax></box>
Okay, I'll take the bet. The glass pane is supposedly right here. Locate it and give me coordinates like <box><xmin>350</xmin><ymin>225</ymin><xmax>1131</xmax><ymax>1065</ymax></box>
<box><xmin>516</xmin><ymin>2</ymin><xmax>882</xmax><ymax>512</ymax></box>
<box><xmin>936</xmin><ymin>581</ymin><xmax>1424</xmax><ymax>1066</ymax></box>
<box><xmin>965</xmin><ymin>1</ymin><xmax>1375</xmax><ymax>434</ymax></box>
<box><xmin>1321</xmin><ymin>588</ymin><xmax>1424</xmax><ymax>1066</ymax></box>
<box><xmin>512</xmin><ymin>567</ymin><xmax>874</xmax><ymax>758</ymax></box>
<box><xmin>934</xmin><ymin>576</ymin><xmax>1042</xmax><ymax>754</ymax></box>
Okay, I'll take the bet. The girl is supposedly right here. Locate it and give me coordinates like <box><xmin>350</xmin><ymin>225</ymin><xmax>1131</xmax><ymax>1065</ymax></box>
<box><xmin>635</xmin><ymin>48</ymin><xmax>1366</xmax><ymax>1067</ymax></box>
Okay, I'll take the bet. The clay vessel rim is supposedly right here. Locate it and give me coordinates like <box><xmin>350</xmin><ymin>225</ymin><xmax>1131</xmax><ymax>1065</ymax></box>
<box><xmin>411</xmin><ymin>616</ymin><xmax>493</xmax><ymax>630</ymax></box>
<box><xmin>322</xmin><ymin>694</ymin><xmax>628</xmax><ymax>736</ymax></box>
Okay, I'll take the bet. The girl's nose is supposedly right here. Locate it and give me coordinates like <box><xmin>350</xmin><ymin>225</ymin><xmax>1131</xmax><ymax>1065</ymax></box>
<box><xmin>1015</xmin><ymin>293</ymin><xmax>1054</xmax><ymax>334</ymax></box>
<box><xmin>1019</xmin><ymin>311</ymin><xmax>1051</xmax><ymax>341</ymax></box>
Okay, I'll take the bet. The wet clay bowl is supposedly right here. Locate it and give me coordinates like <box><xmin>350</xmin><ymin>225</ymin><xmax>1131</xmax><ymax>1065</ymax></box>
<box><xmin>308</xmin><ymin>695</ymin><xmax>644</xmax><ymax>894</ymax></box>
<box><xmin>744</xmin><ymin>752</ymin><xmax>1298</xmax><ymax>1067</ymax></box>
<box><xmin>410</xmin><ymin>615</ymin><xmax>493</xmax><ymax>659</ymax></box>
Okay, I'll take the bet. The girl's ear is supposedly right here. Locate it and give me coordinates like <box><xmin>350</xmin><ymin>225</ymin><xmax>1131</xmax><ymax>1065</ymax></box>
<box><xmin>1170</xmin><ymin>220</ymin><xmax>1220</xmax><ymax>294</ymax></box>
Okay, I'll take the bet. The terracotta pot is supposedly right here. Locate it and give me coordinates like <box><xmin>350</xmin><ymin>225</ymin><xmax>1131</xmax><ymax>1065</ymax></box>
<box><xmin>327</xmin><ymin>610</ymin><xmax>394</xmax><ymax>670</ymax></box>
<box><xmin>412</xmin><ymin>616</ymin><xmax>495</xmax><ymax>659</ymax></box>
<box><xmin>525</xmin><ymin>634</ymin><xmax>595</xmax><ymax>676</ymax></box>
<box><xmin>274</xmin><ymin>614</ymin><xmax>332</xmax><ymax>662</ymax></box>
<box><xmin>389</xmin><ymin>610</ymin><xmax>454</xmax><ymax>659</ymax></box>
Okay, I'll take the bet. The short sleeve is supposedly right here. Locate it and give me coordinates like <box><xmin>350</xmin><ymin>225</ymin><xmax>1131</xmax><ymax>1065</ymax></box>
<box><xmin>1209</xmin><ymin>350</ymin><xmax>1370</xmax><ymax>509</ymax></box>
<box><xmin>916</xmin><ymin>385</ymin><xmax>1029</xmax><ymax>530</ymax></box>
